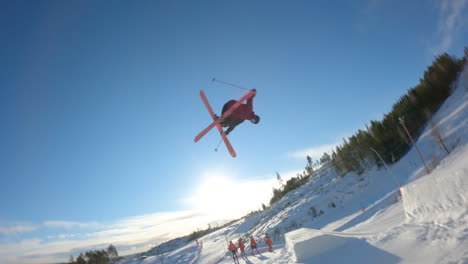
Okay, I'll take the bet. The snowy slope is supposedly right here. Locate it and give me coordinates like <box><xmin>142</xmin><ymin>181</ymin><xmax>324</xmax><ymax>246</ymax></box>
<box><xmin>119</xmin><ymin>66</ymin><xmax>468</xmax><ymax>264</ymax></box>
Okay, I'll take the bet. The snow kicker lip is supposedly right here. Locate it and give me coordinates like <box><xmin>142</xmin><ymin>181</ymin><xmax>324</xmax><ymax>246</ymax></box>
<box><xmin>285</xmin><ymin>228</ymin><xmax>401</xmax><ymax>263</ymax></box>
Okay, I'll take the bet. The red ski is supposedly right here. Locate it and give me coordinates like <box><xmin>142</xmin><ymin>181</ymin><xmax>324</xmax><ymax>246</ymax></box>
<box><xmin>194</xmin><ymin>90</ymin><xmax>256</xmax><ymax>157</ymax></box>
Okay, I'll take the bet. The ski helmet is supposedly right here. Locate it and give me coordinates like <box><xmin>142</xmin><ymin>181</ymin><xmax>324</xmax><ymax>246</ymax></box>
<box><xmin>250</xmin><ymin>115</ymin><xmax>260</xmax><ymax>124</ymax></box>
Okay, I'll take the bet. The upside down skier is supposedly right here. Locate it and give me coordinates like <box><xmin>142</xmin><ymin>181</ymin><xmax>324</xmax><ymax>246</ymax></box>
<box><xmin>216</xmin><ymin>89</ymin><xmax>260</xmax><ymax>135</ymax></box>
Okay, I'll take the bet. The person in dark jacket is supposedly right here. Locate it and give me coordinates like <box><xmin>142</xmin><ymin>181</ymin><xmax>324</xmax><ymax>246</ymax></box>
<box><xmin>217</xmin><ymin>89</ymin><xmax>260</xmax><ymax>135</ymax></box>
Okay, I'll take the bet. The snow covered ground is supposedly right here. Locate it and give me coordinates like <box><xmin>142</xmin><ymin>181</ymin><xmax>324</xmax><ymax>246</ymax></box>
<box><xmin>117</xmin><ymin>67</ymin><xmax>468</xmax><ymax>264</ymax></box>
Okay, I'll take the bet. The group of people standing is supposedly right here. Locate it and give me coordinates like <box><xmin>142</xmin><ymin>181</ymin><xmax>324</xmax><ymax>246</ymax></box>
<box><xmin>228</xmin><ymin>234</ymin><xmax>273</xmax><ymax>261</ymax></box>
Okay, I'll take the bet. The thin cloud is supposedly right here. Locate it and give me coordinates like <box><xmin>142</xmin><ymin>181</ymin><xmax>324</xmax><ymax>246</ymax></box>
<box><xmin>0</xmin><ymin>223</ymin><xmax>37</xmax><ymax>235</ymax></box>
<box><xmin>43</xmin><ymin>221</ymin><xmax>100</xmax><ymax>229</ymax></box>
<box><xmin>113</xmin><ymin>211</ymin><xmax>206</xmax><ymax>229</ymax></box>
<box><xmin>47</xmin><ymin>233</ymin><xmax>77</xmax><ymax>240</ymax></box>
<box><xmin>0</xmin><ymin>210</ymin><xmax>221</xmax><ymax>264</ymax></box>
<box><xmin>431</xmin><ymin>0</ymin><xmax>468</xmax><ymax>54</ymax></box>
<box><xmin>287</xmin><ymin>143</ymin><xmax>338</xmax><ymax>160</ymax></box>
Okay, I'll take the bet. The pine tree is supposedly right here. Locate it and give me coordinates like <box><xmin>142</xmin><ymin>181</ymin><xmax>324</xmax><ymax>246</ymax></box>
<box><xmin>305</xmin><ymin>156</ymin><xmax>314</xmax><ymax>175</ymax></box>
<box><xmin>320</xmin><ymin>152</ymin><xmax>331</xmax><ymax>164</ymax></box>
<box><xmin>107</xmin><ymin>244</ymin><xmax>119</xmax><ymax>260</ymax></box>
<box><xmin>463</xmin><ymin>47</ymin><xmax>468</xmax><ymax>65</ymax></box>
<box><xmin>76</xmin><ymin>254</ymin><xmax>86</xmax><ymax>264</ymax></box>
<box><xmin>276</xmin><ymin>172</ymin><xmax>284</xmax><ymax>187</ymax></box>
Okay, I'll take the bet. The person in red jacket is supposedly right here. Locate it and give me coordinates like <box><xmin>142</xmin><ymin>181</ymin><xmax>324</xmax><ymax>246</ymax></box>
<box><xmin>265</xmin><ymin>234</ymin><xmax>273</xmax><ymax>252</ymax></box>
<box><xmin>228</xmin><ymin>241</ymin><xmax>238</xmax><ymax>260</ymax></box>
<box><xmin>216</xmin><ymin>89</ymin><xmax>260</xmax><ymax>135</ymax></box>
<box><xmin>250</xmin><ymin>236</ymin><xmax>260</xmax><ymax>255</ymax></box>
<box><xmin>238</xmin><ymin>238</ymin><xmax>246</xmax><ymax>258</ymax></box>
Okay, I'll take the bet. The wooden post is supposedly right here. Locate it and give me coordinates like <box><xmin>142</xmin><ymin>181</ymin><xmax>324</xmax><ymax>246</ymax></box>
<box><xmin>370</xmin><ymin>147</ymin><xmax>400</xmax><ymax>187</ymax></box>
<box><xmin>399</xmin><ymin>117</ymin><xmax>430</xmax><ymax>174</ymax></box>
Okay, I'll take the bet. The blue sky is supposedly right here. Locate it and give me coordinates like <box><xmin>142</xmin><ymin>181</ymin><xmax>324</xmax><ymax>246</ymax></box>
<box><xmin>0</xmin><ymin>0</ymin><xmax>467</xmax><ymax>262</ymax></box>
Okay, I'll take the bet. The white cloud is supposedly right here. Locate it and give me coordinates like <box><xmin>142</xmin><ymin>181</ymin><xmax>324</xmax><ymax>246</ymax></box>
<box><xmin>287</xmin><ymin>143</ymin><xmax>338</xmax><ymax>160</ymax></box>
<box><xmin>0</xmin><ymin>211</ymin><xmax>210</xmax><ymax>264</ymax></box>
<box><xmin>431</xmin><ymin>0</ymin><xmax>468</xmax><ymax>54</ymax></box>
<box><xmin>43</xmin><ymin>221</ymin><xmax>100</xmax><ymax>229</ymax></box>
<box><xmin>278</xmin><ymin>169</ymin><xmax>307</xmax><ymax>181</ymax></box>
<box><xmin>0</xmin><ymin>238</ymin><xmax>43</xmax><ymax>255</ymax></box>
<box><xmin>0</xmin><ymin>223</ymin><xmax>37</xmax><ymax>235</ymax></box>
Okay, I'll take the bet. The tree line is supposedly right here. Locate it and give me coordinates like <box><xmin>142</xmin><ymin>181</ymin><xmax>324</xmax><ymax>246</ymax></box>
<box><xmin>68</xmin><ymin>244</ymin><xmax>121</xmax><ymax>264</ymax></box>
<box><xmin>329</xmin><ymin>50</ymin><xmax>466</xmax><ymax>177</ymax></box>
<box><xmin>269</xmin><ymin>48</ymin><xmax>467</xmax><ymax>206</ymax></box>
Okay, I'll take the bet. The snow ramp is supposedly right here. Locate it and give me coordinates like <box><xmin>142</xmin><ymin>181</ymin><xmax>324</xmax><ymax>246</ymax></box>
<box><xmin>285</xmin><ymin>228</ymin><xmax>400</xmax><ymax>263</ymax></box>
<box><xmin>401</xmin><ymin>144</ymin><xmax>468</xmax><ymax>223</ymax></box>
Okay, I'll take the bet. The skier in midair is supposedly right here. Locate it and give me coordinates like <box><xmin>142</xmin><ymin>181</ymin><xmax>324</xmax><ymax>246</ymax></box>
<box><xmin>216</xmin><ymin>89</ymin><xmax>260</xmax><ymax>135</ymax></box>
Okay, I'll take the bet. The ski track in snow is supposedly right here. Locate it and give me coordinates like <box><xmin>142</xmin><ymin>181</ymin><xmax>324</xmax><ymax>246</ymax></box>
<box><xmin>118</xmin><ymin>67</ymin><xmax>468</xmax><ymax>263</ymax></box>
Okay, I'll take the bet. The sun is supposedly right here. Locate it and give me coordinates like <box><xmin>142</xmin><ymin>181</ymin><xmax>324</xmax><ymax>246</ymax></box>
<box><xmin>185</xmin><ymin>169</ymin><xmax>276</xmax><ymax>220</ymax></box>
<box><xmin>191</xmin><ymin>173</ymin><xmax>238</xmax><ymax>213</ymax></box>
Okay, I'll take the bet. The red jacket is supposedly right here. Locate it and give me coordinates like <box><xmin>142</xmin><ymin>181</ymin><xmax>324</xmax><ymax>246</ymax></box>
<box><xmin>221</xmin><ymin>98</ymin><xmax>256</xmax><ymax>135</ymax></box>
<box><xmin>250</xmin><ymin>238</ymin><xmax>257</xmax><ymax>247</ymax></box>
<box><xmin>265</xmin><ymin>237</ymin><xmax>272</xmax><ymax>245</ymax></box>
<box><xmin>228</xmin><ymin>243</ymin><xmax>237</xmax><ymax>251</ymax></box>
<box><xmin>222</xmin><ymin>97</ymin><xmax>255</xmax><ymax>121</ymax></box>
<box><xmin>238</xmin><ymin>239</ymin><xmax>245</xmax><ymax>251</ymax></box>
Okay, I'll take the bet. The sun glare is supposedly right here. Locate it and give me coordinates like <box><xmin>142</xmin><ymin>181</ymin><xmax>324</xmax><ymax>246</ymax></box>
<box><xmin>187</xmin><ymin>170</ymin><xmax>277</xmax><ymax>220</ymax></box>
<box><xmin>192</xmin><ymin>173</ymin><xmax>237</xmax><ymax>211</ymax></box>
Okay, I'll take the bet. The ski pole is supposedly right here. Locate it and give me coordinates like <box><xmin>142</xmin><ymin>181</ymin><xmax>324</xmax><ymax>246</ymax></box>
<box><xmin>214</xmin><ymin>139</ymin><xmax>222</xmax><ymax>152</ymax></box>
<box><xmin>212</xmin><ymin>78</ymin><xmax>251</xmax><ymax>91</ymax></box>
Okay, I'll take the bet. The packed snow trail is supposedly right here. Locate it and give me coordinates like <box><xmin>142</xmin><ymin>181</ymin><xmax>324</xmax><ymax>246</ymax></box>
<box><xmin>282</xmin><ymin>143</ymin><xmax>468</xmax><ymax>263</ymax></box>
<box><xmin>188</xmin><ymin>241</ymin><xmax>203</xmax><ymax>264</ymax></box>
